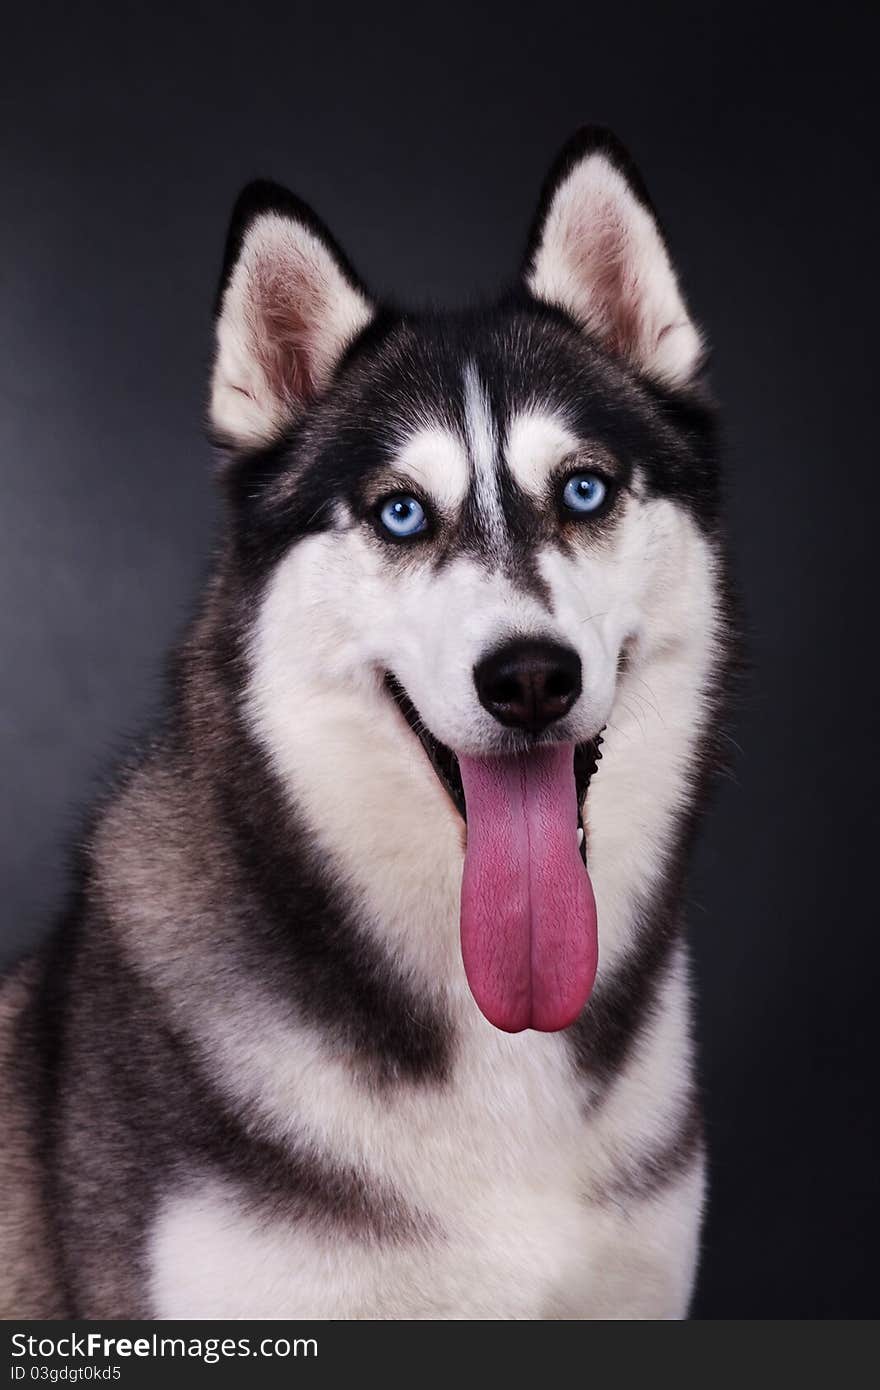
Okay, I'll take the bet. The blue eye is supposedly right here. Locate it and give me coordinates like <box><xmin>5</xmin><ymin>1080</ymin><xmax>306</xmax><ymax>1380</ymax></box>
<box><xmin>378</xmin><ymin>494</ymin><xmax>428</xmax><ymax>538</ymax></box>
<box><xmin>562</xmin><ymin>472</ymin><xmax>609</xmax><ymax>515</ymax></box>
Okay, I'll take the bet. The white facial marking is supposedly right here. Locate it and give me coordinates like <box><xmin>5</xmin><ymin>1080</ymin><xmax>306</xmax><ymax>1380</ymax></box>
<box><xmin>462</xmin><ymin>361</ymin><xmax>503</xmax><ymax>545</ymax></box>
<box><xmin>505</xmin><ymin>410</ymin><xmax>581</xmax><ymax>497</ymax></box>
<box><xmin>392</xmin><ymin>425</ymin><xmax>470</xmax><ymax>512</ymax></box>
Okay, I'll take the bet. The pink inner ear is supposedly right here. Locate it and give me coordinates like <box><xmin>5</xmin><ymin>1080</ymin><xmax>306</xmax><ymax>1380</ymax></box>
<box><xmin>566</xmin><ymin>202</ymin><xmax>648</xmax><ymax>365</ymax></box>
<box><xmin>249</xmin><ymin>259</ymin><xmax>321</xmax><ymax>410</ymax></box>
<box><xmin>528</xmin><ymin>151</ymin><xmax>701</xmax><ymax>388</ymax></box>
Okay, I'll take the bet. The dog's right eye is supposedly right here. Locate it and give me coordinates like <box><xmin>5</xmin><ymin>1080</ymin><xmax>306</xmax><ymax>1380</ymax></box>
<box><xmin>377</xmin><ymin>495</ymin><xmax>428</xmax><ymax>539</ymax></box>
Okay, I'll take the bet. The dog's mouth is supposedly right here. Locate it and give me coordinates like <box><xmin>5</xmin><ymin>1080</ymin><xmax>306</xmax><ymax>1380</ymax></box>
<box><xmin>384</xmin><ymin>674</ymin><xmax>469</xmax><ymax>821</ymax></box>
<box><xmin>383</xmin><ymin>675</ymin><xmax>603</xmax><ymax>850</ymax></box>
<box><xmin>384</xmin><ymin>673</ymin><xmax>603</xmax><ymax>1034</ymax></box>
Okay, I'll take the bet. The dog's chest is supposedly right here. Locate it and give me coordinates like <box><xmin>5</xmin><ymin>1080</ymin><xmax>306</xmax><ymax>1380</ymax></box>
<box><xmin>149</xmin><ymin>1027</ymin><xmax>607</xmax><ymax>1319</ymax></box>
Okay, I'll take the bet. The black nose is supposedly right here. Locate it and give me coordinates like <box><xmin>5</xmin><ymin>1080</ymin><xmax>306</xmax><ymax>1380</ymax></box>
<box><xmin>474</xmin><ymin>639</ymin><xmax>582</xmax><ymax>733</ymax></box>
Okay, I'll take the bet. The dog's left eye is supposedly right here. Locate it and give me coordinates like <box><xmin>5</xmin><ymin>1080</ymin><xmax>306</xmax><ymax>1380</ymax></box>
<box><xmin>561</xmin><ymin>472</ymin><xmax>609</xmax><ymax>515</ymax></box>
<box><xmin>377</xmin><ymin>495</ymin><xmax>428</xmax><ymax>538</ymax></box>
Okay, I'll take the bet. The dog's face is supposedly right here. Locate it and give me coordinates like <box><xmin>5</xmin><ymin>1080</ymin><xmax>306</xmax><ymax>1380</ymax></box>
<box><xmin>210</xmin><ymin>130</ymin><xmax>720</xmax><ymax>1031</ymax></box>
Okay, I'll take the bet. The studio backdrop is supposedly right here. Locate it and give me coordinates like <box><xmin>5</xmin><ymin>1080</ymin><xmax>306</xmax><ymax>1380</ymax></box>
<box><xmin>1</xmin><ymin>1</ymin><xmax>877</xmax><ymax>1318</ymax></box>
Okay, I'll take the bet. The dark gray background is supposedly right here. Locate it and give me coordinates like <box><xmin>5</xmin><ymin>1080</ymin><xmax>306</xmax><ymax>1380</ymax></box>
<box><xmin>2</xmin><ymin>1</ymin><xmax>877</xmax><ymax>1318</ymax></box>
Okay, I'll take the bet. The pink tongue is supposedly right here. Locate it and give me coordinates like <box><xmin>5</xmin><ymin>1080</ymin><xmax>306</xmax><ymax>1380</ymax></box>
<box><xmin>458</xmin><ymin>744</ymin><xmax>598</xmax><ymax>1033</ymax></box>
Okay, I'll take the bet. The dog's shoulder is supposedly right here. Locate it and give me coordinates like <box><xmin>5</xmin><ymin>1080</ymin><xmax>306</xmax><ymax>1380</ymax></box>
<box><xmin>0</xmin><ymin>953</ymin><xmax>67</xmax><ymax>1317</ymax></box>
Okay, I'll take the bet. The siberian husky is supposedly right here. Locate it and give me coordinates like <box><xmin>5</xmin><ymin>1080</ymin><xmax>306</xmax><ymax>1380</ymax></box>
<box><xmin>0</xmin><ymin>128</ymin><xmax>733</xmax><ymax>1319</ymax></box>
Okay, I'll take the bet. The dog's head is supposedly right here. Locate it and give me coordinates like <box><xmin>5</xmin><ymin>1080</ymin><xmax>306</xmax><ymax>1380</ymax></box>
<box><xmin>210</xmin><ymin>129</ymin><xmax>720</xmax><ymax>1033</ymax></box>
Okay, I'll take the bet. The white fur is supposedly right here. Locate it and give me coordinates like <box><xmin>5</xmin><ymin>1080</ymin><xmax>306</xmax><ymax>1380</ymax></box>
<box><xmin>152</xmin><ymin>1158</ymin><xmax>702</xmax><ymax>1320</ymax></box>
<box><xmin>148</xmin><ymin>953</ymin><xmax>702</xmax><ymax>1319</ymax></box>
<box><xmin>527</xmin><ymin>152</ymin><xmax>702</xmax><ymax>387</ymax></box>
<box><xmin>505</xmin><ymin>410</ymin><xmax>581</xmax><ymax>496</ymax></box>
<box><xmin>392</xmin><ymin>425</ymin><xmax>470</xmax><ymax>511</ymax></box>
<box><xmin>462</xmin><ymin>361</ymin><xmax>504</xmax><ymax>544</ymax></box>
<box><xmin>211</xmin><ymin>211</ymin><xmax>372</xmax><ymax>448</ymax></box>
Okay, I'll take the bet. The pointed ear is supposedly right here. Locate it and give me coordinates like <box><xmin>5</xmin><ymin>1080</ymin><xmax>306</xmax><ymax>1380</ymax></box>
<box><xmin>210</xmin><ymin>181</ymin><xmax>374</xmax><ymax>450</ymax></box>
<box><xmin>523</xmin><ymin>128</ymin><xmax>704</xmax><ymax>388</ymax></box>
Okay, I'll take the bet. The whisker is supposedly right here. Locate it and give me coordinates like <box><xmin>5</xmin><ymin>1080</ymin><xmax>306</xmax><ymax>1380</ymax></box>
<box><xmin>620</xmin><ymin>700</ymin><xmax>648</xmax><ymax>739</ymax></box>
<box><xmin>628</xmin><ymin>677</ymin><xmax>662</xmax><ymax>720</ymax></box>
<box><xmin>305</xmin><ymin>498</ymin><xmax>334</xmax><ymax>529</ymax></box>
<box><xmin>626</xmin><ymin>688</ymin><xmax>664</xmax><ymax>726</ymax></box>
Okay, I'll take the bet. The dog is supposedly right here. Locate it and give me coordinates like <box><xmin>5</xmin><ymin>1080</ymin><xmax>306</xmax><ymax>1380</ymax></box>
<box><xmin>0</xmin><ymin>128</ymin><xmax>733</xmax><ymax>1319</ymax></box>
